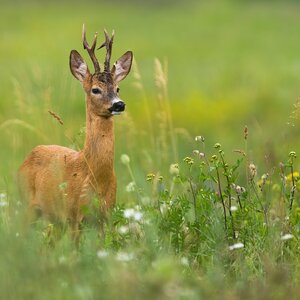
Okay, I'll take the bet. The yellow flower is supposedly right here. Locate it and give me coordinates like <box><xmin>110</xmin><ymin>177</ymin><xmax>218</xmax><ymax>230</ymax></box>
<box><xmin>286</xmin><ymin>172</ymin><xmax>300</xmax><ymax>181</ymax></box>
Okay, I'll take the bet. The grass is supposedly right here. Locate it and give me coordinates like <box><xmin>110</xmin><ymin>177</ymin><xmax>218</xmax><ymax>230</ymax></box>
<box><xmin>1</xmin><ymin>0</ymin><xmax>300</xmax><ymax>299</ymax></box>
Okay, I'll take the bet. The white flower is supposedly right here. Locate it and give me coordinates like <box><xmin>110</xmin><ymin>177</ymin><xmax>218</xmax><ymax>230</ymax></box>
<box><xmin>180</xmin><ymin>257</ymin><xmax>189</xmax><ymax>266</ymax></box>
<box><xmin>195</xmin><ymin>136</ymin><xmax>205</xmax><ymax>142</ymax></box>
<box><xmin>97</xmin><ymin>250</ymin><xmax>109</xmax><ymax>258</ymax></box>
<box><xmin>0</xmin><ymin>193</ymin><xmax>8</xmax><ymax>207</ymax></box>
<box><xmin>249</xmin><ymin>163</ymin><xmax>257</xmax><ymax>178</ymax></box>
<box><xmin>123</xmin><ymin>207</ymin><xmax>143</xmax><ymax>222</ymax></box>
<box><xmin>169</xmin><ymin>163</ymin><xmax>179</xmax><ymax>176</ymax></box>
<box><xmin>133</xmin><ymin>211</ymin><xmax>143</xmax><ymax>221</ymax></box>
<box><xmin>229</xmin><ymin>242</ymin><xmax>244</xmax><ymax>251</ymax></box>
<box><xmin>125</xmin><ymin>182</ymin><xmax>136</xmax><ymax>193</ymax></box>
<box><xmin>116</xmin><ymin>252</ymin><xmax>134</xmax><ymax>262</ymax></box>
<box><xmin>118</xmin><ymin>225</ymin><xmax>129</xmax><ymax>235</ymax></box>
<box><xmin>0</xmin><ymin>201</ymin><xmax>8</xmax><ymax>207</ymax></box>
<box><xmin>235</xmin><ymin>185</ymin><xmax>241</xmax><ymax>194</ymax></box>
<box><xmin>281</xmin><ymin>233</ymin><xmax>294</xmax><ymax>241</ymax></box>
<box><xmin>120</xmin><ymin>154</ymin><xmax>130</xmax><ymax>165</ymax></box>
<box><xmin>230</xmin><ymin>206</ymin><xmax>238</xmax><ymax>212</ymax></box>
<box><xmin>124</xmin><ymin>208</ymin><xmax>135</xmax><ymax>218</ymax></box>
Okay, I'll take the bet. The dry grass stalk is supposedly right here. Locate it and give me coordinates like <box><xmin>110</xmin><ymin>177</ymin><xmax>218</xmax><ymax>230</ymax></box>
<box><xmin>48</xmin><ymin>110</ymin><xmax>64</xmax><ymax>125</ymax></box>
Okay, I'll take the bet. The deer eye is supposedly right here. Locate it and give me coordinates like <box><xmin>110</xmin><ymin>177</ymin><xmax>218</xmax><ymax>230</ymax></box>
<box><xmin>91</xmin><ymin>88</ymin><xmax>102</xmax><ymax>95</ymax></box>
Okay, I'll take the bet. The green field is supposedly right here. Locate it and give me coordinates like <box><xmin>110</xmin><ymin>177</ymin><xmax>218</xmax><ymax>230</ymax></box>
<box><xmin>1</xmin><ymin>0</ymin><xmax>300</xmax><ymax>299</ymax></box>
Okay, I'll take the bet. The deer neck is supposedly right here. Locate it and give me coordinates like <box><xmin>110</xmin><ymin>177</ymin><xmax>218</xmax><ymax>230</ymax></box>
<box><xmin>82</xmin><ymin>105</ymin><xmax>115</xmax><ymax>182</ymax></box>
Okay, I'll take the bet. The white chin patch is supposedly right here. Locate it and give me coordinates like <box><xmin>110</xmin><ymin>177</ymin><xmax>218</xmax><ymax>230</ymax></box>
<box><xmin>111</xmin><ymin>111</ymin><xmax>122</xmax><ymax>115</ymax></box>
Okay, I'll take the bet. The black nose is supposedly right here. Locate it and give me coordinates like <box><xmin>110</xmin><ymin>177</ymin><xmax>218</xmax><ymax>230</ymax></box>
<box><xmin>110</xmin><ymin>101</ymin><xmax>125</xmax><ymax>112</ymax></box>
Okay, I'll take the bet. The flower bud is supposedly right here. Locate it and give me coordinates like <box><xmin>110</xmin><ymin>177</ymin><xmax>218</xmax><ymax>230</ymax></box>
<box><xmin>249</xmin><ymin>163</ymin><xmax>257</xmax><ymax>179</ymax></box>
<box><xmin>120</xmin><ymin>154</ymin><xmax>130</xmax><ymax>165</ymax></box>
<box><xmin>195</xmin><ymin>136</ymin><xmax>205</xmax><ymax>142</ymax></box>
<box><xmin>169</xmin><ymin>163</ymin><xmax>179</xmax><ymax>176</ymax></box>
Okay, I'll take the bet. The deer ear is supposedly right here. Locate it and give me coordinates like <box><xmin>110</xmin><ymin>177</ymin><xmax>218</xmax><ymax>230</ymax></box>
<box><xmin>69</xmin><ymin>50</ymin><xmax>90</xmax><ymax>82</ymax></box>
<box><xmin>111</xmin><ymin>51</ymin><xmax>133</xmax><ymax>83</ymax></box>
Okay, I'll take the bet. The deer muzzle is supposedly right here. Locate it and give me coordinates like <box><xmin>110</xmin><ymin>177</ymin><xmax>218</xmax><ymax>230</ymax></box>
<box><xmin>109</xmin><ymin>98</ymin><xmax>126</xmax><ymax>115</ymax></box>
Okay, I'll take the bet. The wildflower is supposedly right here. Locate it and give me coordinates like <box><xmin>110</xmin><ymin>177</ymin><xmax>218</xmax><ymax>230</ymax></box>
<box><xmin>195</xmin><ymin>135</ymin><xmax>205</xmax><ymax>142</ymax></box>
<box><xmin>261</xmin><ymin>173</ymin><xmax>269</xmax><ymax>183</ymax></box>
<box><xmin>133</xmin><ymin>211</ymin><xmax>143</xmax><ymax>221</ymax></box>
<box><xmin>286</xmin><ymin>172</ymin><xmax>300</xmax><ymax>181</ymax></box>
<box><xmin>230</xmin><ymin>206</ymin><xmax>238</xmax><ymax>212</ymax></box>
<box><xmin>118</xmin><ymin>226</ymin><xmax>129</xmax><ymax>235</ymax></box>
<box><xmin>234</xmin><ymin>185</ymin><xmax>246</xmax><ymax>195</ymax></box>
<box><xmin>123</xmin><ymin>208</ymin><xmax>143</xmax><ymax>221</ymax></box>
<box><xmin>180</xmin><ymin>257</ymin><xmax>189</xmax><ymax>266</ymax></box>
<box><xmin>234</xmin><ymin>185</ymin><xmax>241</xmax><ymax>194</ymax></box>
<box><xmin>125</xmin><ymin>182</ymin><xmax>136</xmax><ymax>193</ymax></box>
<box><xmin>192</xmin><ymin>150</ymin><xmax>200</xmax><ymax>156</ymax></box>
<box><xmin>169</xmin><ymin>163</ymin><xmax>179</xmax><ymax>176</ymax></box>
<box><xmin>244</xmin><ymin>126</ymin><xmax>248</xmax><ymax>140</ymax></box>
<box><xmin>199</xmin><ymin>152</ymin><xmax>205</xmax><ymax>158</ymax></box>
<box><xmin>124</xmin><ymin>208</ymin><xmax>135</xmax><ymax>219</ymax></box>
<box><xmin>289</xmin><ymin>151</ymin><xmax>296</xmax><ymax>159</ymax></box>
<box><xmin>146</xmin><ymin>173</ymin><xmax>155</xmax><ymax>182</ymax></box>
<box><xmin>229</xmin><ymin>242</ymin><xmax>244</xmax><ymax>250</ymax></box>
<box><xmin>183</xmin><ymin>157</ymin><xmax>194</xmax><ymax>166</ymax></box>
<box><xmin>0</xmin><ymin>200</ymin><xmax>8</xmax><ymax>207</ymax></box>
<box><xmin>116</xmin><ymin>252</ymin><xmax>134</xmax><ymax>262</ymax></box>
<box><xmin>214</xmin><ymin>143</ymin><xmax>221</xmax><ymax>149</ymax></box>
<box><xmin>249</xmin><ymin>163</ymin><xmax>257</xmax><ymax>179</ymax></box>
<box><xmin>120</xmin><ymin>154</ymin><xmax>130</xmax><ymax>165</ymax></box>
<box><xmin>0</xmin><ymin>194</ymin><xmax>8</xmax><ymax>207</ymax></box>
<box><xmin>281</xmin><ymin>233</ymin><xmax>294</xmax><ymax>241</ymax></box>
<box><xmin>97</xmin><ymin>250</ymin><xmax>109</xmax><ymax>258</ymax></box>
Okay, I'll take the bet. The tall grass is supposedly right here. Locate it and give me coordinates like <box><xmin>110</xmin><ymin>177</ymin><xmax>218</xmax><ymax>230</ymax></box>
<box><xmin>1</xmin><ymin>1</ymin><xmax>300</xmax><ymax>298</ymax></box>
<box><xmin>0</xmin><ymin>56</ymin><xmax>300</xmax><ymax>299</ymax></box>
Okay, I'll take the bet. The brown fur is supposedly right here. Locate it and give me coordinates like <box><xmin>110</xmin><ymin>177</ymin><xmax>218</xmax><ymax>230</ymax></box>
<box><xmin>18</xmin><ymin>28</ymin><xmax>133</xmax><ymax>236</ymax></box>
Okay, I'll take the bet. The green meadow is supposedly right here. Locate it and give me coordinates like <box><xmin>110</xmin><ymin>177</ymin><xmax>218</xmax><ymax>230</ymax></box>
<box><xmin>1</xmin><ymin>0</ymin><xmax>300</xmax><ymax>299</ymax></box>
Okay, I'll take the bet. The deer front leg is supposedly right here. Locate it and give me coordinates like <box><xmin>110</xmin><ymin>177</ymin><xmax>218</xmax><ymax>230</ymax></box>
<box><xmin>103</xmin><ymin>173</ymin><xmax>117</xmax><ymax>210</ymax></box>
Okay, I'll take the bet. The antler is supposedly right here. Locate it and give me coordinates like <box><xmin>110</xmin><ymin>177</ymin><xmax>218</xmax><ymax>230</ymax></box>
<box><xmin>82</xmin><ymin>24</ymin><xmax>101</xmax><ymax>73</ymax></box>
<box><xmin>98</xmin><ymin>29</ymin><xmax>115</xmax><ymax>73</ymax></box>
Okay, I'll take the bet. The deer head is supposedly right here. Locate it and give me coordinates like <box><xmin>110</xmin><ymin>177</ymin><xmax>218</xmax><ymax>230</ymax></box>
<box><xmin>69</xmin><ymin>25</ymin><xmax>133</xmax><ymax>117</ymax></box>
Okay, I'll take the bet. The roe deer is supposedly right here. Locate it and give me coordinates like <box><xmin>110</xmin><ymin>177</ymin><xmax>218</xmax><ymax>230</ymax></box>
<box><xmin>18</xmin><ymin>25</ymin><xmax>133</xmax><ymax>235</ymax></box>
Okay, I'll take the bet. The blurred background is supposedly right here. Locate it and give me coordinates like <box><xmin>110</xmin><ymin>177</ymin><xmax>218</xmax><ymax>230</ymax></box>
<box><xmin>1</xmin><ymin>0</ymin><xmax>300</xmax><ymax>198</ymax></box>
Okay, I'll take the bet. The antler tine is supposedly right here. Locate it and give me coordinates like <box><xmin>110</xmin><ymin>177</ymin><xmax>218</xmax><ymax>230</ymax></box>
<box><xmin>82</xmin><ymin>24</ymin><xmax>101</xmax><ymax>73</ymax></box>
<box><xmin>98</xmin><ymin>29</ymin><xmax>115</xmax><ymax>73</ymax></box>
